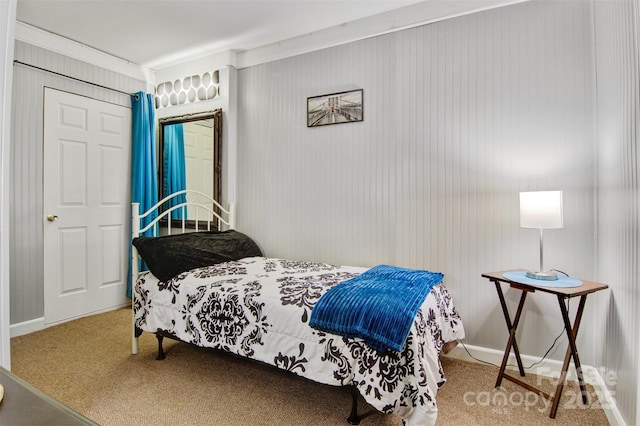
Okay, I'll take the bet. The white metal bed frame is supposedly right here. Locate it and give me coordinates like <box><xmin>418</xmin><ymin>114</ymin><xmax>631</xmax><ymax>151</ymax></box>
<box><xmin>130</xmin><ymin>189</ymin><xmax>236</xmax><ymax>354</ymax></box>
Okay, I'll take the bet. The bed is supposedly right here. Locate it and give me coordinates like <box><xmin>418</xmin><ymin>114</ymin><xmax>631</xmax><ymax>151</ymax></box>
<box><xmin>131</xmin><ymin>191</ymin><xmax>465</xmax><ymax>426</ymax></box>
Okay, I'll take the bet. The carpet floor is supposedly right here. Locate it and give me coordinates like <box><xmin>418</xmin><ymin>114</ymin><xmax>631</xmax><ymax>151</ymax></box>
<box><xmin>10</xmin><ymin>307</ymin><xmax>609</xmax><ymax>425</ymax></box>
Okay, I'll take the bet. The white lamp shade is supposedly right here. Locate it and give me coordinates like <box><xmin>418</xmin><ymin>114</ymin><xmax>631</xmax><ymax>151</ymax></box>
<box><xmin>519</xmin><ymin>191</ymin><xmax>564</xmax><ymax>229</ymax></box>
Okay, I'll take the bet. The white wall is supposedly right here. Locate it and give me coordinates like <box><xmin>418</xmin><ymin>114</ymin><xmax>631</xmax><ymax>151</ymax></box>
<box><xmin>237</xmin><ymin>0</ymin><xmax>601</xmax><ymax>367</ymax></box>
<box><xmin>594</xmin><ymin>1</ymin><xmax>640</xmax><ymax>424</ymax></box>
<box><xmin>0</xmin><ymin>0</ymin><xmax>16</xmax><ymax>369</ymax></box>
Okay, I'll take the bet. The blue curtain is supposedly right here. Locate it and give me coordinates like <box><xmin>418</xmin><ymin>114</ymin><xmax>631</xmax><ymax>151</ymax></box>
<box><xmin>163</xmin><ymin>123</ymin><xmax>187</xmax><ymax>219</ymax></box>
<box><xmin>128</xmin><ymin>91</ymin><xmax>158</xmax><ymax>298</ymax></box>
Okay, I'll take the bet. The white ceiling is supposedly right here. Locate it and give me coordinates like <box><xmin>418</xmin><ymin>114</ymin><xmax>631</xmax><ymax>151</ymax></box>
<box><xmin>16</xmin><ymin>0</ymin><xmax>425</xmax><ymax>70</ymax></box>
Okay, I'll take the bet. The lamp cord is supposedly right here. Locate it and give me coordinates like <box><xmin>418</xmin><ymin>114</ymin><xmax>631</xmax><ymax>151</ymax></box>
<box><xmin>459</xmin><ymin>324</ymin><xmax>566</xmax><ymax>370</ymax></box>
<box><xmin>459</xmin><ymin>277</ymin><xmax>571</xmax><ymax>371</ymax></box>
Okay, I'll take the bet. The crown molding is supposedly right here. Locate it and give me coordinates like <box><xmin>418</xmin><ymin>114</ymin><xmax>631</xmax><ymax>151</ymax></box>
<box><xmin>14</xmin><ymin>21</ymin><xmax>153</xmax><ymax>83</ymax></box>
<box><xmin>237</xmin><ymin>0</ymin><xmax>527</xmax><ymax>69</ymax></box>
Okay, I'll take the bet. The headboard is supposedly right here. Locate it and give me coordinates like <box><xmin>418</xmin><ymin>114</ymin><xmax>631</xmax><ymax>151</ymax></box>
<box><xmin>132</xmin><ymin>189</ymin><xmax>235</xmax><ymax>238</ymax></box>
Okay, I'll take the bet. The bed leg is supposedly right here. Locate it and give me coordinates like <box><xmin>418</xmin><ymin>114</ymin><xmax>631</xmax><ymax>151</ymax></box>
<box><xmin>132</xmin><ymin>326</ymin><xmax>143</xmax><ymax>355</ymax></box>
<box><xmin>156</xmin><ymin>334</ymin><xmax>166</xmax><ymax>360</ymax></box>
<box><xmin>347</xmin><ymin>385</ymin><xmax>360</xmax><ymax>425</ymax></box>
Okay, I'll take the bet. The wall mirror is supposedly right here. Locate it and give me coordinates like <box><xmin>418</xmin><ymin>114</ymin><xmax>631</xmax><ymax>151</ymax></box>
<box><xmin>158</xmin><ymin>109</ymin><xmax>222</xmax><ymax>226</ymax></box>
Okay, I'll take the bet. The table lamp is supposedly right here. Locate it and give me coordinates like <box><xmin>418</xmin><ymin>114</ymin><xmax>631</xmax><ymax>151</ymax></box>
<box><xmin>519</xmin><ymin>190</ymin><xmax>563</xmax><ymax>280</ymax></box>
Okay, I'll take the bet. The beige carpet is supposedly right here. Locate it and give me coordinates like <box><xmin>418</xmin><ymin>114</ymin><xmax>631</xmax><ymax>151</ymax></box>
<box><xmin>10</xmin><ymin>308</ymin><xmax>609</xmax><ymax>425</ymax></box>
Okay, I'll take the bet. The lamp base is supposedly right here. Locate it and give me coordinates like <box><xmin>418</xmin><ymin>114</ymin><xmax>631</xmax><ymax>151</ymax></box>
<box><xmin>525</xmin><ymin>270</ymin><xmax>559</xmax><ymax>281</ymax></box>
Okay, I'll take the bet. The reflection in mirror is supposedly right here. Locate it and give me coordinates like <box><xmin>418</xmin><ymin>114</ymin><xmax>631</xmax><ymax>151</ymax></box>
<box><xmin>158</xmin><ymin>110</ymin><xmax>222</xmax><ymax>223</ymax></box>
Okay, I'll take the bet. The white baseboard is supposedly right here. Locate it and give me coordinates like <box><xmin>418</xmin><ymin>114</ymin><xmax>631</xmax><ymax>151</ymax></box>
<box><xmin>10</xmin><ymin>317</ymin><xmax>45</xmax><ymax>337</ymax></box>
<box><xmin>444</xmin><ymin>342</ymin><xmax>625</xmax><ymax>426</ymax></box>
<box><xmin>9</xmin><ymin>302</ymin><xmax>129</xmax><ymax>338</ymax></box>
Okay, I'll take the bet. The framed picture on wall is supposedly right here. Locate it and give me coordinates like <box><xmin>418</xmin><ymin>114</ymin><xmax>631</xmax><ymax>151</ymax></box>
<box><xmin>307</xmin><ymin>89</ymin><xmax>363</xmax><ymax>127</ymax></box>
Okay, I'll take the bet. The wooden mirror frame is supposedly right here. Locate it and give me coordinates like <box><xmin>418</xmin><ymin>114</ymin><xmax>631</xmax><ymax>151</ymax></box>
<box><xmin>157</xmin><ymin>109</ymin><xmax>222</xmax><ymax>226</ymax></box>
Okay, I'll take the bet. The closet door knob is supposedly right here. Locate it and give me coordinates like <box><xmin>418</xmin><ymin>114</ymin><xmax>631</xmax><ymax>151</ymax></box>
<box><xmin>47</xmin><ymin>214</ymin><xmax>59</xmax><ymax>222</ymax></box>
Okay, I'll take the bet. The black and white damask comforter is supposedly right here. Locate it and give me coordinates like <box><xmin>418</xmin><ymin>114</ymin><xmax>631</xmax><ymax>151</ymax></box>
<box><xmin>133</xmin><ymin>257</ymin><xmax>465</xmax><ymax>425</ymax></box>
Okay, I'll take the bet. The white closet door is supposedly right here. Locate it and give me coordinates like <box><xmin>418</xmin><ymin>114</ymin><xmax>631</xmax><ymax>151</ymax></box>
<box><xmin>184</xmin><ymin>120</ymin><xmax>214</xmax><ymax>220</ymax></box>
<box><xmin>43</xmin><ymin>88</ymin><xmax>130</xmax><ymax>325</ymax></box>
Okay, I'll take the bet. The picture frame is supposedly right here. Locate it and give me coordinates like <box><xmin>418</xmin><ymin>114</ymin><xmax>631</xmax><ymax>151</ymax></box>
<box><xmin>307</xmin><ymin>89</ymin><xmax>363</xmax><ymax>127</ymax></box>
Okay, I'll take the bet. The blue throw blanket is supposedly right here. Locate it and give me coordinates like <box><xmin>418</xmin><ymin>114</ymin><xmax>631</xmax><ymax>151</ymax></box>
<box><xmin>309</xmin><ymin>264</ymin><xmax>443</xmax><ymax>352</ymax></box>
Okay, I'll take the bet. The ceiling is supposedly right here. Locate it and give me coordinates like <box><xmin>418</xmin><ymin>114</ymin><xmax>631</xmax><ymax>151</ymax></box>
<box><xmin>16</xmin><ymin>0</ymin><xmax>425</xmax><ymax>70</ymax></box>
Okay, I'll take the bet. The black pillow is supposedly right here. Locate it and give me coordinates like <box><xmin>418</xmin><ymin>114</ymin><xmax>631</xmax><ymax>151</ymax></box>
<box><xmin>132</xmin><ymin>230</ymin><xmax>262</xmax><ymax>282</ymax></box>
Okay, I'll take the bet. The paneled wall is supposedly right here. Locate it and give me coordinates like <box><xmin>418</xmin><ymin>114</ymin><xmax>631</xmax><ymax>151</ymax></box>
<box><xmin>594</xmin><ymin>0</ymin><xmax>640</xmax><ymax>424</ymax></box>
<box><xmin>237</xmin><ymin>0</ymin><xmax>601</xmax><ymax>366</ymax></box>
<box><xmin>10</xmin><ymin>41</ymin><xmax>146</xmax><ymax>324</ymax></box>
